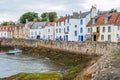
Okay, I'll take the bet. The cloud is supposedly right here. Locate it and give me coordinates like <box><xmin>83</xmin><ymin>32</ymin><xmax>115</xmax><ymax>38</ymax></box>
<box><xmin>0</xmin><ymin>0</ymin><xmax>119</xmax><ymax>22</ymax></box>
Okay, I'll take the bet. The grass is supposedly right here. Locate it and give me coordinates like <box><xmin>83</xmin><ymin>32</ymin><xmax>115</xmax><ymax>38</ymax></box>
<box><xmin>0</xmin><ymin>72</ymin><xmax>62</xmax><ymax>80</ymax></box>
<box><xmin>111</xmin><ymin>49</ymin><xmax>120</xmax><ymax>59</ymax></box>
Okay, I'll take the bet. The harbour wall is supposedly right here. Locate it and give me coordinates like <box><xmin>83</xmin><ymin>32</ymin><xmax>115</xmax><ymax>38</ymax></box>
<box><xmin>1</xmin><ymin>39</ymin><xmax>120</xmax><ymax>55</ymax></box>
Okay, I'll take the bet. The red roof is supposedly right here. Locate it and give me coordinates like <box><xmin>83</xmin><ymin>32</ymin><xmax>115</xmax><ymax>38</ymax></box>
<box><xmin>55</xmin><ymin>16</ymin><xmax>71</xmax><ymax>22</ymax></box>
<box><xmin>87</xmin><ymin>12</ymin><xmax>120</xmax><ymax>26</ymax></box>
<box><xmin>0</xmin><ymin>26</ymin><xmax>12</xmax><ymax>31</ymax></box>
<box><xmin>45</xmin><ymin>22</ymin><xmax>55</xmax><ymax>26</ymax></box>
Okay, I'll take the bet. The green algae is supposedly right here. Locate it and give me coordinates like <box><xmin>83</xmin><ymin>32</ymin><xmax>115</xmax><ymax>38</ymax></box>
<box><xmin>1</xmin><ymin>72</ymin><xmax>62</xmax><ymax>80</ymax></box>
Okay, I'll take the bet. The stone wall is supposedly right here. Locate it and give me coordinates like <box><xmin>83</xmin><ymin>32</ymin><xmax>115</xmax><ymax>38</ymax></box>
<box><xmin>1</xmin><ymin>39</ymin><xmax>120</xmax><ymax>55</ymax></box>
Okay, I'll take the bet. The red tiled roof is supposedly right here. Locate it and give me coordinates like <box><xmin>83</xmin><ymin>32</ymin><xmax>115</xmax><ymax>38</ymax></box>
<box><xmin>87</xmin><ymin>12</ymin><xmax>120</xmax><ymax>26</ymax></box>
<box><xmin>55</xmin><ymin>17</ymin><xmax>67</xmax><ymax>22</ymax></box>
<box><xmin>55</xmin><ymin>16</ymin><xmax>71</xmax><ymax>22</ymax></box>
<box><xmin>95</xmin><ymin>14</ymin><xmax>108</xmax><ymax>25</ymax></box>
<box><xmin>116</xmin><ymin>14</ymin><xmax>120</xmax><ymax>24</ymax></box>
<box><xmin>0</xmin><ymin>26</ymin><xmax>12</xmax><ymax>31</ymax></box>
<box><xmin>45</xmin><ymin>22</ymin><xmax>55</xmax><ymax>26</ymax></box>
<box><xmin>108</xmin><ymin>12</ymin><xmax>120</xmax><ymax>24</ymax></box>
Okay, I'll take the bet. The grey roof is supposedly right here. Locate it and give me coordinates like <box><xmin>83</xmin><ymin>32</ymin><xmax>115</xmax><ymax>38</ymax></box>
<box><xmin>25</xmin><ymin>22</ymin><xmax>47</xmax><ymax>29</ymax></box>
<box><xmin>98</xmin><ymin>11</ymin><xmax>109</xmax><ymax>15</ymax></box>
<box><xmin>80</xmin><ymin>11</ymin><xmax>90</xmax><ymax>18</ymax></box>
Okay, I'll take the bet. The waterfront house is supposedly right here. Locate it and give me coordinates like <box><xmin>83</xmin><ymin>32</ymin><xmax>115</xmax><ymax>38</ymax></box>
<box><xmin>13</xmin><ymin>24</ymin><xmax>25</xmax><ymax>39</ymax></box>
<box><xmin>0</xmin><ymin>26</ymin><xmax>13</xmax><ymax>38</ymax></box>
<box><xmin>29</xmin><ymin>22</ymin><xmax>46</xmax><ymax>39</ymax></box>
<box><xmin>55</xmin><ymin>6</ymin><xmax>98</xmax><ymax>41</ymax></box>
<box><xmin>43</xmin><ymin>22</ymin><xmax>55</xmax><ymax>40</ymax></box>
<box><xmin>87</xmin><ymin>12</ymin><xmax>120</xmax><ymax>42</ymax></box>
<box><xmin>55</xmin><ymin>16</ymin><xmax>67</xmax><ymax>40</ymax></box>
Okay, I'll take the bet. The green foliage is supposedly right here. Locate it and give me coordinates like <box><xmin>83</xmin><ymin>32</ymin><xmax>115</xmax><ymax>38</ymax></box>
<box><xmin>109</xmin><ymin>9</ymin><xmax>117</xmax><ymax>13</ymax></box>
<box><xmin>41</xmin><ymin>12</ymin><xmax>57</xmax><ymax>22</ymax></box>
<box><xmin>1</xmin><ymin>72</ymin><xmax>61</xmax><ymax>80</ymax></box>
<box><xmin>20</xmin><ymin>12</ymin><xmax>39</xmax><ymax>24</ymax></box>
<box><xmin>111</xmin><ymin>49</ymin><xmax>120</xmax><ymax>59</ymax></box>
<box><xmin>1</xmin><ymin>21</ymin><xmax>9</xmax><ymax>26</ymax></box>
<box><xmin>1</xmin><ymin>21</ymin><xmax>15</xmax><ymax>26</ymax></box>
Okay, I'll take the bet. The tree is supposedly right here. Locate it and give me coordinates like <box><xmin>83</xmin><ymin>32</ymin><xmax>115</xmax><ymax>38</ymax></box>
<box><xmin>1</xmin><ymin>22</ymin><xmax>9</xmax><ymax>26</ymax></box>
<box><xmin>1</xmin><ymin>21</ymin><xmax>15</xmax><ymax>26</ymax></box>
<box><xmin>20</xmin><ymin>12</ymin><xmax>39</xmax><ymax>24</ymax></box>
<box><xmin>40</xmin><ymin>12</ymin><xmax>57</xmax><ymax>22</ymax></box>
<box><xmin>109</xmin><ymin>9</ymin><xmax>117</xmax><ymax>13</ymax></box>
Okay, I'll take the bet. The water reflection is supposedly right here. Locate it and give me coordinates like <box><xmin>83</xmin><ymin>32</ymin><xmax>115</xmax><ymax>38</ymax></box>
<box><xmin>0</xmin><ymin>52</ymin><xmax>65</xmax><ymax>78</ymax></box>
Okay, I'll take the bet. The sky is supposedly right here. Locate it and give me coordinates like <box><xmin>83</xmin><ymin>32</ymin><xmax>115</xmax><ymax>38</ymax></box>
<box><xmin>0</xmin><ymin>0</ymin><xmax>120</xmax><ymax>22</ymax></box>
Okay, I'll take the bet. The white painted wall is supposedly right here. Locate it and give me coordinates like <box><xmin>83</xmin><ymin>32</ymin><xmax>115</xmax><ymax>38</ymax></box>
<box><xmin>65</xmin><ymin>18</ymin><xmax>79</xmax><ymax>41</ymax></box>
<box><xmin>30</xmin><ymin>29</ymin><xmax>41</xmax><ymax>39</ymax></box>
<box><xmin>0</xmin><ymin>31</ymin><xmax>8</xmax><ymax>38</ymax></box>
<box><xmin>114</xmin><ymin>25</ymin><xmax>120</xmax><ymax>42</ymax></box>
<box><xmin>55</xmin><ymin>21</ymin><xmax>65</xmax><ymax>40</ymax></box>
<box><xmin>42</xmin><ymin>26</ymin><xmax>55</xmax><ymax>40</ymax></box>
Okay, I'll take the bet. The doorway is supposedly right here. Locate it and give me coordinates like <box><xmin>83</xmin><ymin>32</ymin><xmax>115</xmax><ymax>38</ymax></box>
<box><xmin>93</xmin><ymin>35</ymin><xmax>96</xmax><ymax>41</ymax></box>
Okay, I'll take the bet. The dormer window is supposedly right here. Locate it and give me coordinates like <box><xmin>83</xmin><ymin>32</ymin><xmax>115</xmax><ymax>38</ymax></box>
<box><xmin>105</xmin><ymin>14</ymin><xmax>112</xmax><ymax>24</ymax></box>
<box><xmin>104</xmin><ymin>17</ymin><xmax>108</xmax><ymax>24</ymax></box>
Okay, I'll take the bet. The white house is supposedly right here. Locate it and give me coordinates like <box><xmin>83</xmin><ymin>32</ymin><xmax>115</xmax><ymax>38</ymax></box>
<box><xmin>43</xmin><ymin>22</ymin><xmax>55</xmax><ymax>40</ymax></box>
<box><xmin>64</xmin><ymin>17</ymin><xmax>79</xmax><ymax>41</ymax></box>
<box><xmin>55</xmin><ymin>17</ymin><xmax>66</xmax><ymax>40</ymax></box>
<box><xmin>29</xmin><ymin>22</ymin><xmax>55</xmax><ymax>40</ymax></box>
<box><xmin>29</xmin><ymin>22</ymin><xmax>46</xmax><ymax>39</ymax></box>
<box><xmin>0</xmin><ymin>26</ymin><xmax>12</xmax><ymax>38</ymax></box>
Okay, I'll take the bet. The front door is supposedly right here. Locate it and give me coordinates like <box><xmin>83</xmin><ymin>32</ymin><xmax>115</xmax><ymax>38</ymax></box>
<box><xmin>81</xmin><ymin>36</ymin><xmax>83</xmax><ymax>41</ymax></box>
<box><xmin>93</xmin><ymin>35</ymin><xmax>96</xmax><ymax>41</ymax></box>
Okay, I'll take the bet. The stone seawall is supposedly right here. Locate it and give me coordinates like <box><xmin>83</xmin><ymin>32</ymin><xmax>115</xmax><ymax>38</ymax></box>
<box><xmin>1</xmin><ymin>39</ymin><xmax>120</xmax><ymax>55</ymax></box>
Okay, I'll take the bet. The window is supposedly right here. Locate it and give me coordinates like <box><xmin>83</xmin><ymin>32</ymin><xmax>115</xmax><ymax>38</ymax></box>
<box><xmin>56</xmin><ymin>22</ymin><xmax>58</xmax><ymax>26</ymax></box>
<box><xmin>67</xmin><ymin>18</ymin><xmax>69</xmax><ymax>23</ymax></box>
<box><xmin>39</xmin><ymin>31</ymin><xmax>41</xmax><ymax>34</ymax></box>
<box><xmin>108</xmin><ymin>26</ymin><xmax>111</xmax><ymax>32</ymax></box>
<box><xmin>116</xmin><ymin>34</ymin><xmax>119</xmax><ymax>38</ymax></box>
<box><xmin>101</xmin><ymin>35</ymin><xmax>104</xmax><ymax>40</ymax></box>
<box><xmin>59</xmin><ymin>28</ymin><xmax>61</xmax><ymax>33</ymax></box>
<box><xmin>56</xmin><ymin>29</ymin><xmax>58</xmax><ymax>33</ymax></box>
<box><xmin>102</xmin><ymin>27</ymin><xmax>105</xmax><ymax>33</ymax></box>
<box><xmin>104</xmin><ymin>17</ymin><xmax>108</xmax><ymax>23</ymax></box>
<box><xmin>88</xmin><ymin>28</ymin><xmax>92</xmax><ymax>33</ymax></box>
<box><xmin>80</xmin><ymin>19</ymin><xmax>83</xmax><ymax>25</ymax></box>
<box><xmin>74</xmin><ymin>31</ymin><xmax>77</xmax><ymax>36</ymax></box>
<box><xmin>118</xmin><ymin>25</ymin><xmax>120</xmax><ymax>30</ymax></box>
<box><xmin>108</xmin><ymin>35</ymin><xmax>111</xmax><ymax>41</ymax></box>
<box><xmin>67</xmin><ymin>26</ymin><xmax>69</xmax><ymax>32</ymax></box>
<box><xmin>75</xmin><ymin>25</ymin><xmax>77</xmax><ymax>28</ymax></box>
<box><xmin>31</xmin><ymin>32</ymin><xmax>33</xmax><ymax>35</ymax></box>
<box><xmin>64</xmin><ymin>21</ymin><xmax>65</xmax><ymax>26</ymax></box>
<box><xmin>35</xmin><ymin>31</ymin><xmax>37</xmax><ymax>35</ymax></box>
<box><xmin>88</xmin><ymin>28</ymin><xmax>90</xmax><ymax>33</ymax></box>
<box><xmin>59</xmin><ymin>22</ymin><xmax>61</xmax><ymax>26</ymax></box>
<box><xmin>48</xmin><ymin>35</ymin><xmax>50</xmax><ymax>39</ymax></box>
<box><xmin>48</xmin><ymin>29</ymin><xmax>50</xmax><ymax>32</ymax></box>
<box><xmin>4</xmin><ymin>33</ymin><xmax>6</xmax><ymax>36</ymax></box>
<box><xmin>80</xmin><ymin>28</ymin><xmax>83</xmax><ymax>33</ymax></box>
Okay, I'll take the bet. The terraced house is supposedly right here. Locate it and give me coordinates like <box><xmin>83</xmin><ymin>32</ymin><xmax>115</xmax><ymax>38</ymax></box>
<box><xmin>0</xmin><ymin>25</ymin><xmax>13</xmax><ymax>38</ymax></box>
<box><xmin>86</xmin><ymin>12</ymin><xmax>120</xmax><ymax>42</ymax></box>
<box><xmin>55</xmin><ymin>6</ymin><xmax>98</xmax><ymax>41</ymax></box>
<box><xmin>13</xmin><ymin>24</ymin><xmax>25</xmax><ymax>39</ymax></box>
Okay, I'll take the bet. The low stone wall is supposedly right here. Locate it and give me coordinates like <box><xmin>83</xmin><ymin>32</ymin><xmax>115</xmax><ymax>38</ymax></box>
<box><xmin>1</xmin><ymin>39</ymin><xmax>120</xmax><ymax>55</ymax></box>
